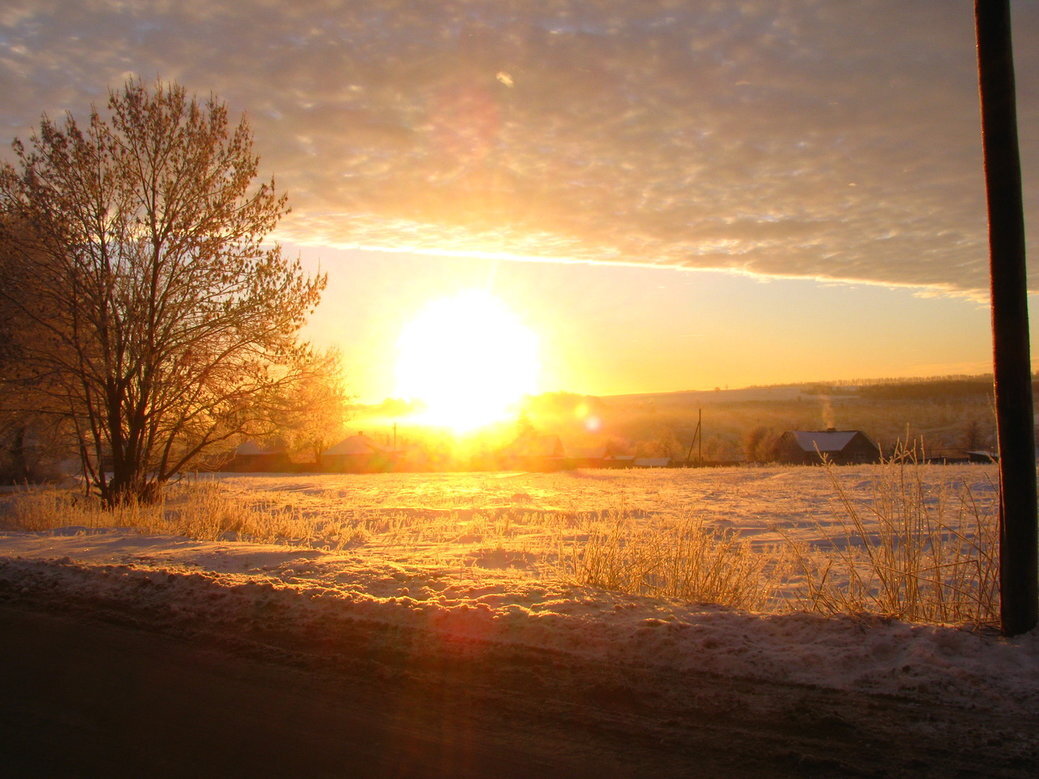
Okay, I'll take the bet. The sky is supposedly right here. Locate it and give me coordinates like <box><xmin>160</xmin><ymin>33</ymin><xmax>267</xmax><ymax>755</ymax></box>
<box><xmin>1</xmin><ymin>1</ymin><xmax>1036</xmax><ymax>401</ymax></box>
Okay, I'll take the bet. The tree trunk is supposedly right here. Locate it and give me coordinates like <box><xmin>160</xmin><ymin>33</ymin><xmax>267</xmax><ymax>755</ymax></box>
<box><xmin>10</xmin><ymin>424</ymin><xmax>31</xmax><ymax>483</ymax></box>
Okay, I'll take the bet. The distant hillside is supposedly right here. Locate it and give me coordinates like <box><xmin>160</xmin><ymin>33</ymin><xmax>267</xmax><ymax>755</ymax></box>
<box><xmin>346</xmin><ymin>377</ymin><xmax>1008</xmax><ymax>467</ymax></box>
<box><xmin>855</xmin><ymin>377</ymin><xmax>998</xmax><ymax>401</ymax></box>
<box><xmin>600</xmin><ymin>375</ymin><xmax>1001</xmax><ymax>406</ymax></box>
<box><xmin>522</xmin><ymin>376</ymin><xmax>1004</xmax><ymax>464</ymax></box>
<box><xmin>602</xmin><ymin>384</ymin><xmax>810</xmax><ymax>405</ymax></box>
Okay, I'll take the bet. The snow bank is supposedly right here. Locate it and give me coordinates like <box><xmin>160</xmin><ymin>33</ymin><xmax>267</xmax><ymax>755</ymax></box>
<box><xmin>2</xmin><ymin>526</ymin><xmax>1036</xmax><ymax>717</ymax></box>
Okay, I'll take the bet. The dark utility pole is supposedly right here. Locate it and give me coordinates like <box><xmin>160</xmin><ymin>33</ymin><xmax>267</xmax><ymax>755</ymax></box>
<box><xmin>975</xmin><ymin>0</ymin><xmax>1038</xmax><ymax>636</ymax></box>
<box><xmin>685</xmin><ymin>409</ymin><xmax>703</xmax><ymax>466</ymax></box>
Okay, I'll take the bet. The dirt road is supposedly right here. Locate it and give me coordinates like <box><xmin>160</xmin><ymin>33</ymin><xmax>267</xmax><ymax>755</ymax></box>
<box><xmin>1</xmin><ymin>591</ymin><xmax>1037</xmax><ymax>777</ymax></box>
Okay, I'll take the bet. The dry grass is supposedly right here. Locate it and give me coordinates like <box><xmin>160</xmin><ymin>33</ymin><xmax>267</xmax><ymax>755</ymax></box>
<box><xmin>0</xmin><ymin>459</ymin><xmax>1001</xmax><ymax>627</ymax></box>
<box><xmin>554</xmin><ymin>515</ymin><xmax>788</xmax><ymax>611</ymax></box>
<box><xmin>0</xmin><ymin>481</ymin><xmax>368</xmax><ymax>548</ymax></box>
<box><xmin>788</xmin><ymin>444</ymin><xmax>999</xmax><ymax>628</ymax></box>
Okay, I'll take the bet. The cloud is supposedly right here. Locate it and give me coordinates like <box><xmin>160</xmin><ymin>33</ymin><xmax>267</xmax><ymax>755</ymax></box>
<box><xmin>1</xmin><ymin>0</ymin><xmax>1036</xmax><ymax>295</ymax></box>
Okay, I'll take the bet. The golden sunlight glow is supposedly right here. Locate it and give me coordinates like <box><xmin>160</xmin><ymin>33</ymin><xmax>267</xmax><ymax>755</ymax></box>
<box><xmin>394</xmin><ymin>290</ymin><xmax>539</xmax><ymax>431</ymax></box>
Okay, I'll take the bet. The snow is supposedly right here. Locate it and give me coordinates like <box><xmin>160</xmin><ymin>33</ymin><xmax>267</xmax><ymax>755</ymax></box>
<box><xmin>1</xmin><ymin>465</ymin><xmax>1036</xmax><ymax>719</ymax></box>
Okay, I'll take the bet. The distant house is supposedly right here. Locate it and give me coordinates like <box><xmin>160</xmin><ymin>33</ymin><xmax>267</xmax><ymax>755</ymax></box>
<box><xmin>773</xmin><ymin>429</ymin><xmax>880</xmax><ymax>465</ymax></box>
<box><xmin>966</xmin><ymin>449</ymin><xmax>998</xmax><ymax>463</ymax></box>
<box><xmin>569</xmin><ymin>445</ymin><xmax>608</xmax><ymax>468</ymax></box>
<box><xmin>633</xmin><ymin>457</ymin><xmax>671</xmax><ymax>468</ymax></box>
<box><xmin>320</xmin><ymin>432</ymin><xmax>394</xmax><ymax>473</ymax></box>
<box><xmin>570</xmin><ymin>441</ymin><xmax>643</xmax><ymax>469</ymax></box>
<box><xmin>602</xmin><ymin>453</ymin><xmax>636</xmax><ymax>468</ymax></box>
<box><xmin>227</xmin><ymin>440</ymin><xmax>292</xmax><ymax>472</ymax></box>
<box><xmin>499</xmin><ymin>432</ymin><xmax>567</xmax><ymax>471</ymax></box>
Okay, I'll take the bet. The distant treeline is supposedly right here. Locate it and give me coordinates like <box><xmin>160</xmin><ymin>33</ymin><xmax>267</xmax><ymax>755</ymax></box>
<box><xmin>857</xmin><ymin>377</ymin><xmax>999</xmax><ymax>401</ymax></box>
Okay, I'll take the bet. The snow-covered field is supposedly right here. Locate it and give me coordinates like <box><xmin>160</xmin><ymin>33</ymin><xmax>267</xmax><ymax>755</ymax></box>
<box><xmin>2</xmin><ymin>464</ymin><xmax>1037</xmax><ymax>720</ymax></box>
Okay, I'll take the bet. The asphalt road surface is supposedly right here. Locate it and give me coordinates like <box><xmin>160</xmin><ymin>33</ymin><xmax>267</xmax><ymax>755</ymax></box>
<box><xmin>1</xmin><ymin>595</ymin><xmax>1037</xmax><ymax>777</ymax></box>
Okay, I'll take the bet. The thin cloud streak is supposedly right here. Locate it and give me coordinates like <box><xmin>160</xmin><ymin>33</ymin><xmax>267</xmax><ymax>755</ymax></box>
<box><xmin>0</xmin><ymin>0</ymin><xmax>1035</xmax><ymax>295</ymax></box>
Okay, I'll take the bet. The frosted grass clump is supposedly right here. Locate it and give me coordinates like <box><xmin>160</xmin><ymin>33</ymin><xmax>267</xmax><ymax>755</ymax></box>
<box><xmin>0</xmin><ymin>460</ymin><xmax>999</xmax><ymax>627</ymax></box>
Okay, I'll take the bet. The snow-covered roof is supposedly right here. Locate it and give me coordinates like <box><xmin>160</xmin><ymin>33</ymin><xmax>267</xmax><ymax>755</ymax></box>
<box><xmin>790</xmin><ymin>431</ymin><xmax>860</xmax><ymax>453</ymax></box>
<box><xmin>322</xmin><ymin>433</ymin><xmax>384</xmax><ymax>457</ymax></box>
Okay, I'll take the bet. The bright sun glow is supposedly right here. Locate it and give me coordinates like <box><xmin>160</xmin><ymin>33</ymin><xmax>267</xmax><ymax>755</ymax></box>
<box><xmin>394</xmin><ymin>290</ymin><xmax>539</xmax><ymax>431</ymax></box>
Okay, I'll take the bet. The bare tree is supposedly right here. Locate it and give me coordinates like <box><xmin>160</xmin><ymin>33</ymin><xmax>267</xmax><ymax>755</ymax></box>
<box><xmin>0</xmin><ymin>218</ymin><xmax>75</xmax><ymax>482</ymax></box>
<box><xmin>0</xmin><ymin>80</ymin><xmax>326</xmax><ymax>504</ymax></box>
<box><xmin>269</xmin><ymin>347</ymin><xmax>352</xmax><ymax>464</ymax></box>
<box><xmin>743</xmin><ymin>425</ymin><xmax>778</xmax><ymax>464</ymax></box>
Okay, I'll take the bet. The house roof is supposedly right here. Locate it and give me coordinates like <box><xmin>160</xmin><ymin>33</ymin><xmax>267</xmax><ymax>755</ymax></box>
<box><xmin>322</xmin><ymin>433</ymin><xmax>384</xmax><ymax>457</ymax></box>
<box><xmin>234</xmin><ymin>440</ymin><xmax>284</xmax><ymax>456</ymax></box>
<box><xmin>633</xmin><ymin>457</ymin><xmax>670</xmax><ymax>467</ymax></box>
<box><xmin>789</xmin><ymin>430</ymin><xmax>861</xmax><ymax>453</ymax></box>
<box><xmin>570</xmin><ymin>445</ymin><xmax>609</xmax><ymax>459</ymax></box>
<box><xmin>501</xmin><ymin>433</ymin><xmax>565</xmax><ymax>458</ymax></box>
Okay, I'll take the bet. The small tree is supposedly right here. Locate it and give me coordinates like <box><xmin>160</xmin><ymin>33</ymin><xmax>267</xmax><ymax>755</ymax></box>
<box><xmin>0</xmin><ymin>80</ymin><xmax>326</xmax><ymax>504</ymax></box>
<box><xmin>269</xmin><ymin>348</ymin><xmax>352</xmax><ymax>464</ymax></box>
<box><xmin>960</xmin><ymin>418</ymin><xmax>993</xmax><ymax>452</ymax></box>
<box><xmin>743</xmin><ymin>425</ymin><xmax>779</xmax><ymax>463</ymax></box>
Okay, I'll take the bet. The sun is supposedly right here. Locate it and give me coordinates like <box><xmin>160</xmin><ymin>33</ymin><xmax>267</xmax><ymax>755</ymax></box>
<box><xmin>394</xmin><ymin>290</ymin><xmax>539</xmax><ymax>432</ymax></box>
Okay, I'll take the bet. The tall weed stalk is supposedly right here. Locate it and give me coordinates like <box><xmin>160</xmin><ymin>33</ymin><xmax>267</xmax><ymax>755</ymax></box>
<box><xmin>794</xmin><ymin>442</ymin><xmax>999</xmax><ymax>627</ymax></box>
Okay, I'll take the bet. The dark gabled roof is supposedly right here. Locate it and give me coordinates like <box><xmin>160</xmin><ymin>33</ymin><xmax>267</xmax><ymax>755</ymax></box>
<box><xmin>788</xmin><ymin>430</ymin><xmax>866</xmax><ymax>453</ymax></box>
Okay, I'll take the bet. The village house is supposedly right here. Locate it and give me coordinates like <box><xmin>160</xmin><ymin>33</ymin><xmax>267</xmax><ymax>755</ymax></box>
<box><xmin>498</xmin><ymin>432</ymin><xmax>567</xmax><ymax>471</ymax></box>
<box><xmin>773</xmin><ymin>429</ymin><xmax>881</xmax><ymax>465</ymax></box>
<box><xmin>226</xmin><ymin>440</ymin><xmax>292</xmax><ymax>472</ymax></box>
<box><xmin>320</xmin><ymin>432</ymin><xmax>394</xmax><ymax>473</ymax></box>
<box><xmin>568</xmin><ymin>444</ymin><xmax>609</xmax><ymax>468</ymax></box>
<box><xmin>633</xmin><ymin>457</ymin><xmax>671</xmax><ymax>468</ymax></box>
